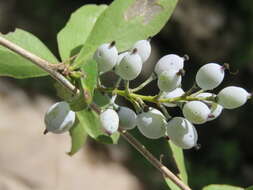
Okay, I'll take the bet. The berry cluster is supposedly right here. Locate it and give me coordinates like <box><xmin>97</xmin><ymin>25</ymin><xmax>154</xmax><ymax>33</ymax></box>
<box><xmin>44</xmin><ymin>38</ymin><xmax>251</xmax><ymax>150</ymax></box>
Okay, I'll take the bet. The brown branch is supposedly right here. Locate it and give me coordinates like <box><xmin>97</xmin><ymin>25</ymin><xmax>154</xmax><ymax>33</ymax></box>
<box><xmin>0</xmin><ymin>35</ymin><xmax>191</xmax><ymax>190</ymax></box>
<box><xmin>119</xmin><ymin>129</ymin><xmax>191</xmax><ymax>190</ymax></box>
<box><xmin>0</xmin><ymin>36</ymin><xmax>77</xmax><ymax>94</ymax></box>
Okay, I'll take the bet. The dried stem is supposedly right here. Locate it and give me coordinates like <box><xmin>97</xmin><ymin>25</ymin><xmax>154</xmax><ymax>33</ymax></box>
<box><xmin>0</xmin><ymin>35</ymin><xmax>191</xmax><ymax>190</ymax></box>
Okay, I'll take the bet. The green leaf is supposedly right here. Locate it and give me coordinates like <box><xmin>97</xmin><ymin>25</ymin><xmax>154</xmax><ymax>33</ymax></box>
<box><xmin>169</xmin><ymin>142</ymin><xmax>188</xmax><ymax>183</ymax></box>
<box><xmin>57</xmin><ymin>5</ymin><xmax>107</xmax><ymax>61</ymax></box>
<box><xmin>80</xmin><ymin>59</ymin><xmax>98</xmax><ymax>101</ymax></box>
<box><xmin>165</xmin><ymin>142</ymin><xmax>188</xmax><ymax>190</ymax></box>
<box><xmin>93</xmin><ymin>90</ymin><xmax>111</xmax><ymax>107</ymax></box>
<box><xmin>77</xmin><ymin>109</ymin><xmax>120</xmax><ymax>144</ymax></box>
<box><xmin>67</xmin><ymin>59</ymin><xmax>98</xmax><ymax>111</ymax></box>
<box><xmin>68</xmin><ymin>119</ymin><xmax>87</xmax><ymax>156</ymax></box>
<box><xmin>0</xmin><ymin>29</ymin><xmax>58</xmax><ymax>78</ymax></box>
<box><xmin>68</xmin><ymin>89</ymin><xmax>89</xmax><ymax>112</ymax></box>
<box><xmin>246</xmin><ymin>186</ymin><xmax>253</xmax><ymax>190</ymax></box>
<box><xmin>202</xmin><ymin>185</ymin><xmax>244</xmax><ymax>190</ymax></box>
<box><xmin>54</xmin><ymin>81</ymin><xmax>73</xmax><ymax>101</ymax></box>
<box><xmin>73</xmin><ymin>0</ymin><xmax>178</xmax><ymax>69</ymax></box>
<box><xmin>165</xmin><ymin>179</ymin><xmax>181</xmax><ymax>190</ymax></box>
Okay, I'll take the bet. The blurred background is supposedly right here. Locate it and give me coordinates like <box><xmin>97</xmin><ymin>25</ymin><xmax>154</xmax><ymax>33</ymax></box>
<box><xmin>0</xmin><ymin>0</ymin><xmax>252</xmax><ymax>189</ymax></box>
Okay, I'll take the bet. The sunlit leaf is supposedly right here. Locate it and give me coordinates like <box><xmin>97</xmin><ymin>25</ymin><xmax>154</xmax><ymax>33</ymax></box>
<box><xmin>73</xmin><ymin>0</ymin><xmax>178</xmax><ymax>69</ymax></box>
<box><xmin>0</xmin><ymin>29</ymin><xmax>58</xmax><ymax>78</ymax></box>
<box><xmin>57</xmin><ymin>5</ymin><xmax>107</xmax><ymax>61</ymax></box>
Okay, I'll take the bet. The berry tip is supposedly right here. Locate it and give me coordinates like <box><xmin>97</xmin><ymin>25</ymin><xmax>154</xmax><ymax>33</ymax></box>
<box><xmin>43</xmin><ymin>129</ymin><xmax>48</xmax><ymax>135</ymax></box>
<box><xmin>132</xmin><ymin>48</ymin><xmax>138</xmax><ymax>54</ymax></box>
<box><xmin>183</xmin><ymin>54</ymin><xmax>190</xmax><ymax>61</ymax></box>
<box><xmin>109</xmin><ymin>41</ymin><xmax>116</xmax><ymax>48</ymax></box>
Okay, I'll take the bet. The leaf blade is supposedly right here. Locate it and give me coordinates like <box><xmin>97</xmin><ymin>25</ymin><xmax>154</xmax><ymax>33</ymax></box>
<box><xmin>57</xmin><ymin>5</ymin><xmax>107</xmax><ymax>61</ymax></box>
<box><xmin>165</xmin><ymin>141</ymin><xmax>188</xmax><ymax>190</ymax></box>
<box><xmin>169</xmin><ymin>142</ymin><xmax>188</xmax><ymax>183</ymax></box>
<box><xmin>0</xmin><ymin>29</ymin><xmax>58</xmax><ymax>78</ymax></box>
<box><xmin>73</xmin><ymin>0</ymin><xmax>178</xmax><ymax>69</ymax></box>
<box><xmin>68</xmin><ymin>119</ymin><xmax>87</xmax><ymax>156</ymax></box>
<box><xmin>202</xmin><ymin>185</ymin><xmax>244</xmax><ymax>190</ymax></box>
<box><xmin>80</xmin><ymin>59</ymin><xmax>98</xmax><ymax>101</ymax></box>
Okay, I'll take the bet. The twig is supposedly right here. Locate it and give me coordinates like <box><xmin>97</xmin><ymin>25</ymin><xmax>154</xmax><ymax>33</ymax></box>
<box><xmin>0</xmin><ymin>36</ymin><xmax>77</xmax><ymax>94</ymax></box>
<box><xmin>119</xmin><ymin>129</ymin><xmax>191</xmax><ymax>190</ymax></box>
<box><xmin>0</xmin><ymin>35</ymin><xmax>191</xmax><ymax>190</ymax></box>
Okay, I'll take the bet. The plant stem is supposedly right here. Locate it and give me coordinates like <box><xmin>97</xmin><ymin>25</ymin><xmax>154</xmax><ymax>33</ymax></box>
<box><xmin>158</xmin><ymin>104</ymin><xmax>172</xmax><ymax>120</ymax></box>
<box><xmin>131</xmin><ymin>73</ymin><xmax>157</xmax><ymax>92</ymax></box>
<box><xmin>0</xmin><ymin>36</ymin><xmax>77</xmax><ymax>94</ymax></box>
<box><xmin>114</xmin><ymin>77</ymin><xmax>122</xmax><ymax>89</ymax></box>
<box><xmin>0</xmin><ymin>36</ymin><xmax>191</xmax><ymax>190</ymax></box>
<box><xmin>119</xmin><ymin>129</ymin><xmax>191</xmax><ymax>190</ymax></box>
<box><xmin>183</xmin><ymin>83</ymin><xmax>200</xmax><ymax>97</ymax></box>
<box><xmin>125</xmin><ymin>80</ymin><xmax>131</xmax><ymax>97</ymax></box>
<box><xmin>99</xmin><ymin>87</ymin><xmax>211</xmax><ymax>104</ymax></box>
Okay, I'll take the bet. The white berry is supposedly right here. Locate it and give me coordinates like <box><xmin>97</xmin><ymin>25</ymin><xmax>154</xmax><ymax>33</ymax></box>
<box><xmin>166</xmin><ymin>117</ymin><xmax>198</xmax><ymax>149</ymax></box>
<box><xmin>116</xmin><ymin>49</ymin><xmax>142</xmax><ymax>80</ymax></box>
<box><xmin>155</xmin><ymin>54</ymin><xmax>184</xmax><ymax>75</ymax></box>
<box><xmin>114</xmin><ymin>52</ymin><xmax>128</xmax><ymax>75</ymax></box>
<box><xmin>183</xmin><ymin>101</ymin><xmax>211</xmax><ymax>124</ymax></box>
<box><xmin>100</xmin><ymin>108</ymin><xmax>119</xmax><ymax>134</ymax></box>
<box><xmin>132</xmin><ymin>39</ymin><xmax>151</xmax><ymax>62</ymax></box>
<box><xmin>44</xmin><ymin>101</ymin><xmax>75</xmax><ymax>134</ymax></box>
<box><xmin>137</xmin><ymin>108</ymin><xmax>166</xmax><ymax>139</ymax></box>
<box><xmin>161</xmin><ymin>88</ymin><xmax>185</xmax><ymax>107</ymax></box>
<box><xmin>196</xmin><ymin>63</ymin><xmax>225</xmax><ymax>90</ymax></box>
<box><xmin>118</xmin><ymin>106</ymin><xmax>137</xmax><ymax>130</ymax></box>
<box><xmin>196</xmin><ymin>92</ymin><xmax>223</xmax><ymax>121</ymax></box>
<box><xmin>94</xmin><ymin>42</ymin><xmax>118</xmax><ymax>73</ymax></box>
<box><xmin>157</xmin><ymin>70</ymin><xmax>182</xmax><ymax>92</ymax></box>
<box><xmin>217</xmin><ymin>86</ymin><xmax>250</xmax><ymax>109</ymax></box>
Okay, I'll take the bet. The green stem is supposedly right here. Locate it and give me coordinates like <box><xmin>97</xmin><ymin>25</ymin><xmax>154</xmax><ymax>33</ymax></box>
<box><xmin>125</xmin><ymin>80</ymin><xmax>131</xmax><ymax>97</ymax></box>
<box><xmin>190</xmin><ymin>89</ymin><xmax>205</xmax><ymax>97</ymax></box>
<box><xmin>183</xmin><ymin>83</ymin><xmax>200</xmax><ymax>97</ymax></box>
<box><xmin>158</xmin><ymin>104</ymin><xmax>172</xmax><ymax>120</ymax></box>
<box><xmin>131</xmin><ymin>73</ymin><xmax>157</xmax><ymax>92</ymax></box>
<box><xmin>98</xmin><ymin>87</ymin><xmax>214</xmax><ymax>105</ymax></box>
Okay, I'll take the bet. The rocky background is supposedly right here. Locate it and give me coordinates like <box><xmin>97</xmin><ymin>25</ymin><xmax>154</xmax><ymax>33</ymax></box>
<box><xmin>0</xmin><ymin>0</ymin><xmax>253</xmax><ymax>189</ymax></box>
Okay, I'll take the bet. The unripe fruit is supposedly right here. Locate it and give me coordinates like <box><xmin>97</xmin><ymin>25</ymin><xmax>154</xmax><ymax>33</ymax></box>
<box><xmin>118</xmin><ymin>106</ymin><xmax>137</xmax><ymax>130</ymax></box>
<box><xmin>44</xmin><ymin>101</ymin><xmax>75</xmax><ymax>134</ymax></box>
<box><xmin>100</xmin><ymin>108</ymin><xmax>119</xmax><ymax>134</ymax></box>
<box><xmin>166</xmin><ymin>117</ymin><xmax>198</xmax><ymax>149</ymax></box>
<box><xmin>116</xmin><ymin>49</ymin><xmax>142</xmax><ymax>80</ymax></box>
<box><xmin>155</xmin><ymin>54</ymin><xmax>184</xmax><ymax>75</ymax></box>
<box><xmin>137</xmin><ymin>108</ymin><xmax>166</xmax><ymax>139</ymax></box>
<box><xmin>161</xmin><ymin>88</ymin><xmax>185</xmax><ymax>107</ymax></box>
<box><xmin>196</xmin><ymin>92</ymin><xmax>223</xmax><ymax>121</ymax></box>
<box><xmin>94</xmin><ymin>42</ymin><xmax>118</xmax><ymax>73</ymax></box>
<box><xmin>182</xmin><ymin>101</ymin><xmax>211</xmax><ymax>124</ymax></box>
<box><xmin>196</xmin><ymin>63</ymin><xmax>225</xmax><ymax>90</ymax></box>
<box><xmin>217</xmin><ymin>86</ymin><xmax>250</xmax><ymax>109</ymax></box>
<box><xmin>132</xmin><ymin>39</ymin><xmax>151</xmax><ymax>62</ymax></box>
<box><xmin>157</xmin><ymin>69</ymin><xmax>182</xmax><ymax>92</ymax></box>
